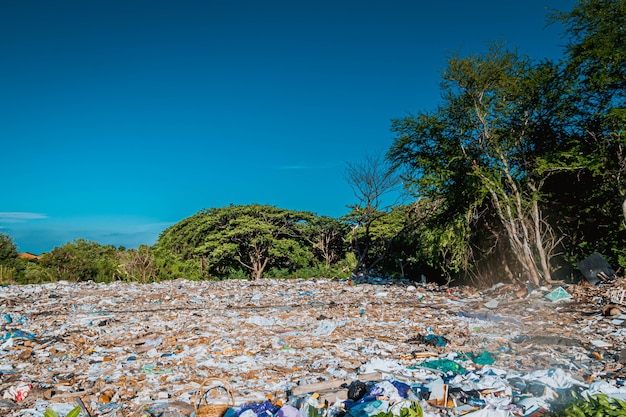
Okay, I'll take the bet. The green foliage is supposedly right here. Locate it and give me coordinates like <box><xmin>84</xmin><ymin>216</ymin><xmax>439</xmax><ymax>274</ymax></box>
<box><xmin>380</xmin><ymin>200</ymin><xmax>476</xmax><ymax>283</ymax></box>
<box><xmin>0</xmin><ymin>233</ymin><xmax>19</xmax><ymax>264</ymax></box>
<box><xmin>39</xmin><ymin>239</ymin><xmax>121</xmax><ymax>282</ymax></box>
<box><xmin>344</xmin><ymin>205</ymin><xmax>409</xmax><ymax>275</ymax></box>
<box><xmin>300</xmin><ymin>216</ymin><xmax>349</xmax><ymax>269</ymax></box>
<box><xmin>550</xmin><ymin>394</ymin><xmax>626</xmax><ymax>417</ymax></box>
<box><xmin>373</xmin><ymin>401</ymin><xmax>423</xmax><ymax>417</ymax></box>
<box><xmin>385</xmin><ymin>0</ymin><xmax>626</xmax><ymax>284</ymax></box>
<box><xmin>553</xmin><ymin>0</ymin><xmax>626</xmax><ymax>102</ymax></box>
<box><xmin>535</xmin><ymin>0</ymin><xmax>626</xmax><ymax>267</ymax></box>
<box><xmin>44</xmin><ymin>409</ymin><xmax>58</xmax><ymax>417</ymax></box>
<box><xmin>389</xmin><ymin>44</ymin><xmax>564</xmax><ymax>286</ymax></box>
<box><xmin>156</xmin><ymin>204</ymin><xmax>324</xmax><ymax>280</ymax></box>
<box><xmin>19</xmin><ymin>261</ymin><xmax>48</xmax><ymax>284</ymax></box>
<box><xmin>386</xmin><ymin>0</ymin><xmax>626</xmax><ymax>282</ymax></box>
<box><xmin>0</xmin><ymin>233</ymin><xmax>23</xmax><ymax>280</ymax></box>
<box><xmin>152</xmin><ymin>246</ymin><xmax>204</xmax><ymax>281</ymax></box>
<box><xmin>117</xmin><ymin>245</ymin><xmax>158</xmax><ymax>283</ymax></box>
<box><xmin>0</xmin><ymin>265</ymin><xmax>16</xmax><ymax>285</ymax></box>
<box><xmin>44</xmin><ymin>406</ymin><xmax>81</xmax><ymax>417</ymax></box>
<box><xmin>341</xmin><ymin>252</ymin><xmax>358</xmax><ymax>276</ymax></box>
<box><xmin>224</xmin><ymin>268</ymin><xmax>250</xmax><ymax>280</ymax></box>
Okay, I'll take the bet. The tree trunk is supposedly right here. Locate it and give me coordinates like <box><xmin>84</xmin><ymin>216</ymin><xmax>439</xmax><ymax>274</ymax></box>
<box><xmin>250</xmin><ymin>255</ymin><xmax>268</xmax><ymax>280</ymax></box>
<box><xmin>532</xmin><ymin>199</ymin><xmax>552</xmax><ymax>282</ymax></box>
<box><xmin>483</xmin><ymin>181</ymin><xmax>543</xmax><ymax>287</ymax></box>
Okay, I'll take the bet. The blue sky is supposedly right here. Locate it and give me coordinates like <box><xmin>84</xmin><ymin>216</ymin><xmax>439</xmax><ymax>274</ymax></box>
<box><xmin>1</xmin><ymin>0</ymin><xmax>574</xmax><ymax>254</ymax></box>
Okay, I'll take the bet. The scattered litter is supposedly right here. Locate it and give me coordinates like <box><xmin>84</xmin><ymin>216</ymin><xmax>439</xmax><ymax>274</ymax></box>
<box><xmin>545</xmin><ymin>286</ymin><xmax>572</xmax><ymax>302</ymax></box>
<box><xmin>591</xmin><ymin>340</ymin><xmax>612</xmax><ymax>348</ymax></box>
<box><xmin>0</xmin><ymin>277</ymin><xmax>623</xmax><ymax>417</ymax></box>
<box><xmin>2</xmin><ymin>384</ymin><xmax>31</xmax><ymax>402</ymax></box>
<box><xmin>577</xmin><ymin>252</ymin><xmax>616</xmax><ymax>285</ymax></box>
<box><xmin>1</xmin><ymin>330</ymin><xmax>35</xmax><ymax>340</ymax></box>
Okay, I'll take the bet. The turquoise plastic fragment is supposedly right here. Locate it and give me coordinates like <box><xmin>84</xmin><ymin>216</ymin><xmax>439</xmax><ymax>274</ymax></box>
<box><xmin>545</xmin><ymin>287</ymin><xmax>572</xmax><ymax>302</ymax></box>
<box><xmin>420</xmin><ymin>358</ymin><xmax>466</xmax><ymax>374</ymax></box>
<box><xmin>467</xmin><ymin>350</ymin><xmax>495</xmax><ymax>365</ymax></box>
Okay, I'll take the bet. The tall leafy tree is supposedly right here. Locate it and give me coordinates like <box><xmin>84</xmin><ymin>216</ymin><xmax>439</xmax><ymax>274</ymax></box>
<box><xmin>345</xmin><ymin>205</ymin><xmax>407</xmax><ymax>276</ymax></box>
<box><xmin>389</xmin><ymin>45</ymin><xmax>564</xmax><ymax>287</ymax></box>
<box><xmin>117</xmin><ymin>245</ymin><xmax>157</xmax><ymax>283</ymax></box>
<box><xmin>542</xmin><ymin>0</ymin><xmax>626</xmax><ymax>264</ymax></box>
<box><xmin>0</xmin><ymin>233</ymin><xmax>22</xmax><ymax>283</ymax></box>
<box><xmin>344</xmin><ymin>153</ymin><xmax>403</xmax><ymax>274</ymax></box>
<box><xmin>381</xmin><ymin>200</ymin><xmax>471</xmax><ymax>283</ymax></box>
<box><xmin>0</xmin><ymin>233</ymin><xmax>19</xmax><ymax>266</ymax></box>
<box><xmin>157</xmin><ymin>204</ymin><xmax>316</xmax><ymax>280</ymax></box>
<box><xmin>299</xmin><ymin>216</ymin><xmax>349</xmax><ymax>270</ymax></box>
<box><xmin>39</xmin><ymin>239</ymin><xmax>119</xmax><ymax>282</ymax></box>
<box><xmin>152</xmin><ymin>246</ymin><xmax>204</xmax><ymax>281</ymax></box>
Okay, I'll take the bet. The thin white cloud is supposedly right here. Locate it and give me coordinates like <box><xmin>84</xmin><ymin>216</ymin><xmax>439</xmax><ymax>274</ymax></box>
<box><xmin>277</xmin><ymin>164</ymin><xmax>311</xmax><ymax>170</ymax></box>
<box><xmin>0</xmin><ymin>212</ymin><xmax>48</xmax><ymax>223</ymax></box>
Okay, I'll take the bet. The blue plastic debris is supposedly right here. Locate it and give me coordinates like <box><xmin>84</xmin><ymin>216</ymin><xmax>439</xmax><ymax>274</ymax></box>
<box><xmin>1</xmin><ymin>330</ymin><xmax>35</xmax><ymax>340</ymax></box>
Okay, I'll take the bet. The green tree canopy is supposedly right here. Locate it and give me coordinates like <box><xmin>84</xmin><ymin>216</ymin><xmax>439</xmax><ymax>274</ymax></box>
<box><xmin>0</xmin><ymin>233</ymin><xmax>22</xmax><ymax>283</ymax></box>
<box><xmin>299</xmin><ymin>215</ymin><xmax>349</xmax><ymax>270</ymax></box>
<box><xmin>156</xmin><ymin>204</ymin><xmax>319</xmax><ymax>280</ymax></box>
<box><xmin>0</xmin><ymin>233</ymin><xmax>19</xmax><ymax>266</ymax></box>
<box><xmin>539</xmin><ymin>0</ymin><xmax>626</xmax><ymax>265</ymax></box>
<box><xmin>39</xmin><ymin>239</ymin><xmax>120</xmax><ymax>282</ymax></box>
<box><xmin>389</xmin><ymin>45</ymin><xmax>565</xmax><ymax>286</ymax></box>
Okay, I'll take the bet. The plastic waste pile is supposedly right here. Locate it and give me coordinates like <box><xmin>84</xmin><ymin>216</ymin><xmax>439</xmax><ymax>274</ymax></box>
<box><xmin>179</xmin><ymin>357</ymin><xmax>625</xmax><ymax>417</ymax></box>
<box><xmin>0</xmin><ymin>277</ymin><xmax>624</xmax><ymax>417</ymax></box>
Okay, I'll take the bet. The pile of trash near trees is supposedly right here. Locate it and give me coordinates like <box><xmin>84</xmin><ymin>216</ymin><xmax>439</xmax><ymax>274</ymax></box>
<box><xmin>0</xmin><ymin>268</ymin><xmax>624</xmax><ymax>416</ymax></box>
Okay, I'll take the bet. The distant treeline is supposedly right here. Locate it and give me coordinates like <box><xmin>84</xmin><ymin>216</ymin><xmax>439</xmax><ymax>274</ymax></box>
<box><xmin>0</xmin><ymin>203</ymin><xmax>435</xmax><ymax>284</ymax></box>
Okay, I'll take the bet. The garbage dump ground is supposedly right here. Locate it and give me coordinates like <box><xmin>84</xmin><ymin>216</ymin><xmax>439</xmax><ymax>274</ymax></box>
<box><xmin>0</xmin><ymin>277</ymin><xmax>625</xmax><ymax>417</ymax></box>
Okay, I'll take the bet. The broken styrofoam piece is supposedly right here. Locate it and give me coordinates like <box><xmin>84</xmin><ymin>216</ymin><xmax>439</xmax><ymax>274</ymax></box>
<box><xmin>591</xmin><ymin>339</ymin><xmax>612</xmax><ymax>348</ymax></box>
